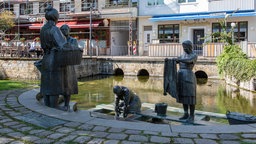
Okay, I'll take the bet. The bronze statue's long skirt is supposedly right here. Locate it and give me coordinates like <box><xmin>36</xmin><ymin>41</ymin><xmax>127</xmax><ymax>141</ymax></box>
<box><xmin>176</xmin><ymin>69</ymin><xmax>197</xmax><ymax>105</ymax></box>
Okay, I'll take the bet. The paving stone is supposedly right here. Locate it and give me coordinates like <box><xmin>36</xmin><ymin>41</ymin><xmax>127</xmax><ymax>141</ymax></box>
<box><xmin>87</xmin><ymin>138</ymin><xmax>104</xmax><ymax>144</ymax></box>
<box><xmin>0</xmin><ymin>118</ymin><xmax>13</xmax><ymax>123</ymax></box>
<box><xmin>104</xmin><ymin>140</ymin><xmax>120</xmax><ymax>144</ymax></box>
<box><xmin>59</xmin><ymin>134</ymin><xmax>77</xmax><ymax>142</ymax></box>
<box><xmin>73</xmin><ymin>136</ymin><xmax>92</xmax><ymax>143</ymax></box>
<box><xmin>150</xmin><ymin>136</ymin><xmax>170</xmax><ymax>143</ymax></box>
<box><xmin>47</xmin><ymin>133</ymin><xmax>66</xmax><ymax>139</ymax></box>
<box><xmin>121</xmin><ymin>141</ymin><xmax>142</xmax><ymax>144</ymax></box>
<box><xmin>194</xmin><ymin>138</ymin><xmax>218</xmax><ymax>144</ymax></box>
<box><xmin>161</xmin><ymin>132</ymin><xmax>179</xmax><ymax>137</ymax></box>
<box><xmin>241</xmin><ymin>139</ymin><xmax>256</xmax><ymax>143</ymax></box>
<box><xmin>93</xmin><ymin>125</ymin><xmax>108</xmax><ymax>131</ymax></box>
<box><xmin>180</xmin><ymin>133</ymin><xmax>198</xmax><ymax>138</ymax></box>
<box><xmin>78</xmin><ymin>123</ymin><xmax>95</xmax><ymax>130</ymax></box>
<box><xmin>6</xmin><ymin>112</ymin><xmax>21</xmax><ymax>117</ymax></box>
<box><xmin>72</xmin><ymin>130</ymin><xmax>91</xmax><ymax>135</ymax></box>
<box><xmin>220</xmin><ymin>140</ymin><xmax>241</xmax><ymax>144</ymax></box>
<box><xmin>3</xmin><ymin>121</ymin><xmax>20</xmax><ymax>126</ymax></box>
<box><xmin>9</xmin><ymin>141</ymin><xmax>25</xmax><ymax>144</ymax></box>
<box><xmin>9</xmin><ymin>124</ymin><xmax>27</xmax><ymax>129</ymax></box>
<box><xmin>171</xmin><ymin>138</ymin><xmax>194</xmax><ymax>144</ymax></box>
<box><xmin>19</xmin><ymin>126</ymin><xmax>34</xmax><ymax>132</ymax></box>
<box><xmin>21</xmin><ymin>135</ymin><xmax>41</xmax><ymax>142</ymax></box>
<box><xmin>0</xmin><ymin>137</ymin><xmax>14</xmax><ymax>144</ymax></box>
<box><xmin>0</xmin><ymin>128</ymin><xmax>14</xmax><ymax>134</ymax></box>
<box><xmin>34</xmin><ymin>130</ymin><xmax>53</xmax><ymax>137</ymax></box>
<box><xmin>15</xmin><ymin>113</ymin><xmax>67</xmax><ymax>128</ymax></box>
<box><xmin>125</xmin><ymin>129</ymin><xmax>142</xmax><ymax>135</ymax></box>
<box><xmin>200</xmin><ymin>133</ymin><xmax>219</xmax><ymax>139</ymax></box>
<box><xmin>90</xmin><ymin>131</ymin><xmax>109</xmax><ymax>138</ymax></box>
<box><xmin>107</xmin><ymin>133</ymin><xmax>128</xmax><ymax>140</ymax></box>
<box><xmin>128</xmin><ymin>135</ymin><xmax>148</xmax><ymax>142</ymax></box>
<box><xmin>7</xmin><ymin>132</ymin><xmax>25</xmax><ymax>139</ymax></box>
<box><xmin>241</xmin><ymin>133</ymin><xmax>256</xmax><ymax>138</ymax></box>
<box><xmin>55</xmin><ymin>127</ymin><xmax>76</xmax><ymax>133</ymax></box>
<box><xmin>218</xmin><ymin>134</ymin><xmax>240</xmax><ymax>140</ymax></box>
<box><xmin>28</xmin><ymin>129</ymin><xmax>45</xmax><ymax>135</ymax></box>
<box><xmin>143</xmin><ymin>131</ymin><xmax>159</xmax><ymax>135</ymax></box>
<box><xmin>64</xmin><ymin>121</ymin><xmax>82</xmax><ymax>128</ymax></box>
<box><xmin>108</xmin><ymin>127</ymin><xmax>125</xmax><ymax>133</ymax></box>
<box><xmin>33</xmin><ymin>138</ymin><xmax>55</xmax><ymax>144</ymax></box>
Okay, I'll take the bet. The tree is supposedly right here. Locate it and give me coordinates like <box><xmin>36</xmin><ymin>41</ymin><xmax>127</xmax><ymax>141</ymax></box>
<box><xmin>0</xmin><ymin>10</ymin><xmax>15</xmax><ymax>34</ymax></box>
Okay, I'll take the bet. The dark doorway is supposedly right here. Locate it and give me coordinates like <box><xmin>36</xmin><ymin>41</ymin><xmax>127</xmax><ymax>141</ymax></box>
<box><xmin>193</xmin><ymin>29</ymin><xmax>204</xmax><ymax>56</ymax></box>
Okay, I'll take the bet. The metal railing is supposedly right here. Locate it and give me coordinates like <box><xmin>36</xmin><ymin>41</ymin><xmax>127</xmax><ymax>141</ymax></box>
<box><xmin>1</xmin><ymin>41</ymin><xmax>256</xmax><ymax>58</ymax></box>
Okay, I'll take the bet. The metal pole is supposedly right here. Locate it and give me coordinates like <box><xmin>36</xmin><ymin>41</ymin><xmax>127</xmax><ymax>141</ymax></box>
<box><xmin>89</xmin><ymin>3</ymin><xmax>92</xmax><ymax>57</ymax></box>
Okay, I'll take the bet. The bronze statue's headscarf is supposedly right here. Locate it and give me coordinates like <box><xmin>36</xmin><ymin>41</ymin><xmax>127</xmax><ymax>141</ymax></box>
<box><xmin>182</xmin><ymin>40</ymin><xmax>193</xmax><ymax>53</ymax></box>
<box><xmin>60</xmin><ymin>24</ymin><xmax>70</xmax><ymax>30</ymax></box>
<box><xmin>45</xmin><ymin>5</ymin><xmax>59</xmax><ymax>22</ymax></box>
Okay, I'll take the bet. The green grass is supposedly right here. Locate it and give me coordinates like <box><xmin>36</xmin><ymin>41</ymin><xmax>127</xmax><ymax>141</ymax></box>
<box><xmin>0</xmin><ymin>80</ymin><xmax>39</xmax><ymax>91</ymax></box>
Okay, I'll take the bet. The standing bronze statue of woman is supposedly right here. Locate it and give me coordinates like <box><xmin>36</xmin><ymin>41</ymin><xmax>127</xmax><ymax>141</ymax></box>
<box><xmin>176</xmin><ymin>40</ymin><xmax>198</xmax><ymax>123</ymax></box>
<box><xmin>60</xmin><ymin>24</ymin><xmax>79</xmax><ymax>111</ymax></box>
<box><xmin>163</xmin><ymin>40</ymin><xmax>198</xmax><ymax>123</ymax></box>
<box><xmin>38</xmin><ymin>5</ymin><xmax>68</xmax><ymax>108</ymax></box>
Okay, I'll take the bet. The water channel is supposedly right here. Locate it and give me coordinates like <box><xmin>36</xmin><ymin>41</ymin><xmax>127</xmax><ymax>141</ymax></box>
<box><xmin>73</xmin><ymin>75</ymin><xmax>256</xmax><ymax>117</ymax></box>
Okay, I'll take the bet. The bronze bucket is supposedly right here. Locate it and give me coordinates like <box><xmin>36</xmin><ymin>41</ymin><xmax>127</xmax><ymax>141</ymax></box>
<box><xmin>154</xmin><ymin>103</ymin><xmax>168</xmax><ymax>117</ymax></box>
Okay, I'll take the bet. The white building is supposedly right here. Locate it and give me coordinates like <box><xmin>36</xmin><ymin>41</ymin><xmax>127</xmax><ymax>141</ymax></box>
<box><xmin>138</xmin><ymin>0</ymin><xmax>256</xmax><ymax>56</ymax></box>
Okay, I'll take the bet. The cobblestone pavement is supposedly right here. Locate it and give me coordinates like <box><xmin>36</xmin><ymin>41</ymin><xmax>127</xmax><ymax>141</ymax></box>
<box><xmin>0</xmin><ymin>89</ymin><xmax>256</xmax><ymax>144</ymax></box>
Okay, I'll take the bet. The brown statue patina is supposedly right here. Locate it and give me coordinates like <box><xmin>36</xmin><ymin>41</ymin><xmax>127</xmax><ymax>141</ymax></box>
<box><xmin>164</xmin><ymin>40</ymin><xmax>198</xmax><ymax>123</ymax></box>
<box><xmin>113</xmin><ymin>85</ymin><xmax>141</xmax><ymax>118</ymax></box>
<box><xmin>35</xmin><ymin>5</ymin><xmax>82</xmax><ymax>110</ymax></box>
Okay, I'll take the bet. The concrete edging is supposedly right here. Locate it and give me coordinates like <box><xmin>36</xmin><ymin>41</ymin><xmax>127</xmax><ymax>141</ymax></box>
<box><xmin>18</xmin><ymin>89</ymin><xmax>256</xmax><ymax>134</ymax></box>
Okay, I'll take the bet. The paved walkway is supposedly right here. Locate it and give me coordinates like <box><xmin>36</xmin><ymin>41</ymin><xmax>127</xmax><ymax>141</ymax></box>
<box><xmin>0</xmin><ymin>89</ymin><xmax>255</xmax><ymax>144</ymax></box>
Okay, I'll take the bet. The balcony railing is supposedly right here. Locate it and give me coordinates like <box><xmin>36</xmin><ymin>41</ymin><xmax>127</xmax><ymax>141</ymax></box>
<box><xmin>148</xmin><ymin>42</ymin><xmax>256</xmax><ymax>58</ymax></box>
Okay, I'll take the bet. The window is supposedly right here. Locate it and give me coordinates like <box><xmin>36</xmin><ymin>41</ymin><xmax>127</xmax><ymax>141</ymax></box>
<box><xmin>158</xmin><ymin>24</ymin><xmax>179</xmax><ymax>43</ymax></box>
<box><xmin>81</xmin><ymin>0</ymin><xmax>98</xmax><ymax>11</ymax></box>
<box><xmin>178</xmin><ymin>0</ymin><xmax>196</xmax><ymax>3</ymax></box>
<box><xmin>39</xmin><ymin>2</ymin><xmax>53</xmax><ymax>13</ymax></box>
<box><xmin>60</xmin><ymin>0</ymin><xmax>74</xmax><ymax>12</ymax></box>
<box><xmin>0</xmin><ymin>3</ymin><xmax>14</xmax><ymax>11</ymax></box>
<box><xmin>211</xmin><ymin>21</ymin><xmax>248</xmax><ymax>42</ymax></box>
<box><xmin>147</xmin><ymin>0</ymin><xmax>164</xmax><ymax>6</ymax></box>
<box><xmin>20</xmin><ymin>3</ymin><xmax>33</xmax><ymax>15</ymax></box>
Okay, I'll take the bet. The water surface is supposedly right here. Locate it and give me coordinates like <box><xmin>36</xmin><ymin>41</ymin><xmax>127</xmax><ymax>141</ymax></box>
<box><xmin>73</xmin><ymin>75</ymin><xmax>256</xmax><ymax>116</ymax></box>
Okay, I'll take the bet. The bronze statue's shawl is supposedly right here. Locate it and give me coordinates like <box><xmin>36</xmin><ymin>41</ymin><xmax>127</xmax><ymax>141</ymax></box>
<box><xmin>163</xmin><ymin>58</ymin><xmax>177</xmax><ymax>99</ymax></box>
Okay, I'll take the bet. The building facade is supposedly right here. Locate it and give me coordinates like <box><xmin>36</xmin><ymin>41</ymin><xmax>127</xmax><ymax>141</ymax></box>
<box><xmin>1</xmin><ymin>0</ymin><xmax>256</xmax><ymax>57</ymax></box>
<box><xmin>138</xmin><ymin>0</ymin><xmax>256</xmax><ymax>56</ymax></box>
<box><xmin>0</xmin><ymin>0</ymin><xmax>138</xmax><ymax>56</ymax></box>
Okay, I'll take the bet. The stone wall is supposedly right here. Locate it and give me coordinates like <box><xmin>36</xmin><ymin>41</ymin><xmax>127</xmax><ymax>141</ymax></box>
<box><xmin>0</xmin><ymin>58</ymin><xmax>100</xmax><ymax>80</ymax></box>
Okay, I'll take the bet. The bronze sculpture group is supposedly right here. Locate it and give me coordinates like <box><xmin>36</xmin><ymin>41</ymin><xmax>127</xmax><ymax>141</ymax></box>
<box><xmin>35</xmin><ymin>5</ymin><xmax>82</xmax><ymax>111</ymax></box>
<box><xmin>36</xmin><ymin>5</ymin><xmax>197</xmax><ymax>124</ymax></box>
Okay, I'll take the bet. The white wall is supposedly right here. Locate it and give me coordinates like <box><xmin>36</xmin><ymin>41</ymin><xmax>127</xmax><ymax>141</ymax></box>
<box><xmin>179</xmin><ymin>0</ymin><xmax>208</xmax><ymax>13</ymax></box>
<box><xmin>111</xmin><ymin>31</ymin><xmax>129</xmax><ymax>55</ymax></box>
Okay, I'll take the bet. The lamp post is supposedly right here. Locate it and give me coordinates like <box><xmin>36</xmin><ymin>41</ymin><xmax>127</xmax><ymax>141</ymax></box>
<box><xmin>89</xmin><ymin>3</ymin><xmax>92</xmax><ymax>57</ymax></box>
<box><xmin>231</xmin><ymin>22</ymin><xmax>236</xmax><ymax>44</ymax></box>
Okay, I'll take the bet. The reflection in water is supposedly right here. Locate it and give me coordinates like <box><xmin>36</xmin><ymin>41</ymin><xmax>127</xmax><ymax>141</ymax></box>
<box><xmin>73</xmin><ymin>75</ymin><xmax>256</xmax><ymax>115</ymax></box>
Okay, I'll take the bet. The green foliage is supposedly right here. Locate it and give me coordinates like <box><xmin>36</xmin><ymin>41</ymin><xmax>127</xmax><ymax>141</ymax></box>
<box><xmin>216</xmin><ymin>44</ymin><xmax>256</xmax><ymax>81</ymax></box>
<box><xmin>0</xmin><ymin>10</ymin><xmax>15</xmax><ymax>32</ymax></box>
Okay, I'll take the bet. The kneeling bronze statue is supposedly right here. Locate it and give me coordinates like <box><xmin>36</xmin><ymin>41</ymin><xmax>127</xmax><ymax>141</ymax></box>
<box><xmin>113</xmin><ymin>85</ymin><xmax>141</xmax><ymax>118</ymax></box>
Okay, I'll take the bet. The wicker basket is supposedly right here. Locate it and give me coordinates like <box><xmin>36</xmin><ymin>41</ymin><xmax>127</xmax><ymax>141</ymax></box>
<box><xmin>54</xmin><ymin>46</ymin><xmax>83</xmax><ymax>66</ymax></box>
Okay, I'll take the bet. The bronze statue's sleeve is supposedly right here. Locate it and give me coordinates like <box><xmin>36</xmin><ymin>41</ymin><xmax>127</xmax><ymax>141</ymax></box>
<box><xmin>123</xmin><ymin>88</ymin><xmax>130</xmax><ymax>108</ymax></box>
<box><xmin>178</xmin><ymin>53</ymin><xmax>198</xmax><ymax>64</ymax></box>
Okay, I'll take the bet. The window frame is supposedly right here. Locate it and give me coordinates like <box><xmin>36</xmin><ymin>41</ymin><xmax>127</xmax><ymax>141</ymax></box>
<box><xmin>158</xmin><ymin>24</ymin><xmax>180</xmax><ymax>43</ymax></box>
<box><xmin>211</xmin><ymin>21</ymin><xmax>248</xmax><ymax>43</ymax></box>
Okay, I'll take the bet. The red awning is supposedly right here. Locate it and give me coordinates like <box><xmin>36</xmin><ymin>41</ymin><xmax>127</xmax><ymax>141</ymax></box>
<box><xmin>29</xmin><ymin>21</ymin><xmax>102</xmax><ymax>30</ymax></box>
